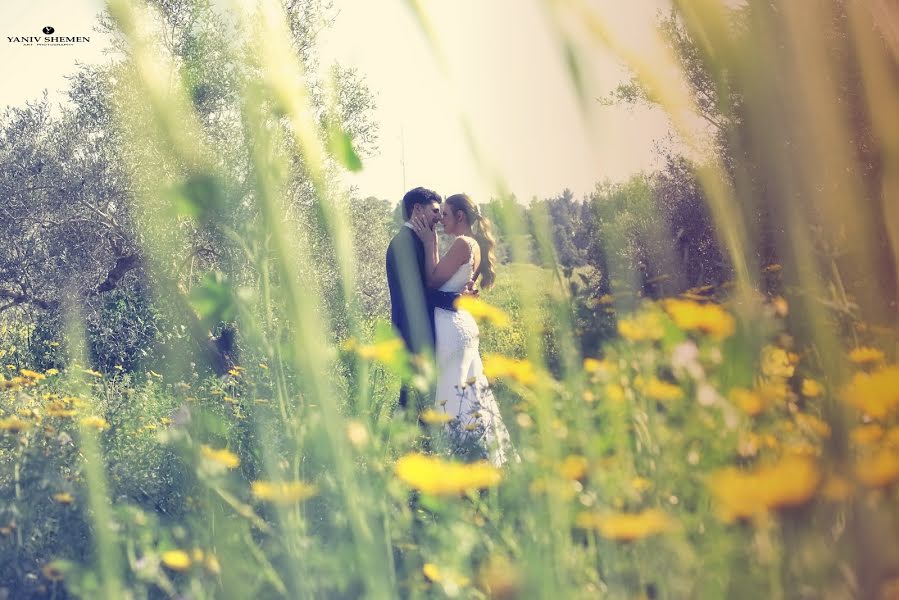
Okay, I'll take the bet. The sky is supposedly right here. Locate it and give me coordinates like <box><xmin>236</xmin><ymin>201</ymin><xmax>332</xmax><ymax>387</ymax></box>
<box><xmin>1</xmin><ymin>0</ymin><xmax>673</xmax><ymax>203</ymax></box>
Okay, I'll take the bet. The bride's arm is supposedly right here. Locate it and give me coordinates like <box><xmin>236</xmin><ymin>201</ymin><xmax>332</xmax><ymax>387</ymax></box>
<box><xmin>423</xmin><ymin>238</ymin><xmax>470</xmax><ymax>289</ymax></box>
<box><xmin>410</xmin><ymin>217</ymin><xmax>470</xmax><ymax>289</ymax></box>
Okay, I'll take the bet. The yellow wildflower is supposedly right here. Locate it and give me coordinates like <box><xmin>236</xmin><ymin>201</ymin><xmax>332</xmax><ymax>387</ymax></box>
<box><xmin>422</xmin><ymin>563</ymin><xmax>470</xmax><ymax>588</ymax></box>
<box><xmin>761</xmin><ymin>346</ymin><xmax>795</xmax><ymax>378</ymax></box>
<box><xmin>420</xmin><ymin>409</ymin><xmax>453</xmax><ymax>425</ymax></box>
<box><xmin>160</xmin><ymin>550</ymin><xmax>192</xmax><ymax>571</ymax></box>
<box><xmin>204</xmin><ymin>553</ymin><xmax>221</xmax><ymax>574</ymax></box>
<box><xmin>848</xmin><ymin>347</ymin><xmax>885</xmax><ymax>366</ymax></box>
<box><xmin>395</xmin><ymin>453</ymin><xmax>501</xmax><ymax>496</ymax></box>
<box><xmin>82</xmin><ymin>369</ymin><xmax>102</xmax><ymax>378</ymax></box>
<box><xmin>794</xmin><ymin>413</ymin><xmax>831</xmax><ymax>438</ymax></box>
<box><xmin>617</xmin><ymin>311</ymin><xmax>664</xmax><ymax>342</ymax></box>
<box><xmin>604</xmin><ymin>383</ymin><xmax>625</xmax><ymax>403</ymax></box>
<box><xmin>662</xmin><ymin>299</ymin><xmax>735</xmax><ymax>339</ymax></box>
<box><xmin>258</xmin><ymin>362</ymin><xmax>268</xmax><ymax>370</ymax></box>
<box><xmin>251</xmin><ymin>480</ymin><xmax>318</xmax><ymax>504</ymax></box>
<box><xmin>730</xmin><ymin>388</ymin><xmax>765</xmax><ymax>416</ymax></box>
<box><xmin>583</xmin><ymin>357</ymin><xmax>610</xmax><ymax>375</ymax></box>
<box><xmin>200</xmin><ymin>445</ymin><xmax>240</xmax><ymax>469</ymax></box>
<box><xmin>708</xmin><ymin>457</ymin><xmax>820</xmax><ymax>522</ymax></box>
<box><xmin>20</xmin><ymin>369</ymin><xmax>45</xmax><ymax>381</ymax></box>
<box><xmin>454</xmin><ymin>296</ymin><xmax>511</xmax><ymax>328</ymax></box>
<box><xmin>850</xmin><ymin>424</ymin><xmax>885</xmax><ymax>446</ymax></box>
<box><xmin>841</xmin><ymin>365</ymin><xmax>899</xmax><ymax>419</ymax></box>
<box><xmin>227</xmin><ymin>368</ymin><xmax>241</xmax><ymax>377</ymax></box>
<box><xmin>482</xmin><ymin>355</ymin><xmax>538</xmax><ymax>386</ymax></box>
<box><xmin>45</xmin><ymin>402</ymin><xmax>76</xmax><ymax>418</ymax></box>
<box><xmin>0</xmin><ymin>416</ymin><xmax>30</xmax><ymax>432</ymax></box>
<box><xmin>643</xmin><ymin>377</ymin><xmax>682</xmax><ymax>402</ymax></box>
<box><xmin>855</xmin><ymin>449</ymin><xmax>899</xmax><ymax>488</ymax></box>
<box><xmin>80</xmin><ymin>416</ymin><xmax>109</xmax><ymax>431</ymax></box>
<box><xmin>785</xmin><ymin>442</ymin><xmax>820</xmax><ymax>458</ymax></box>
<box><xmin>575</xmin><ymin>509</ymin><xmax>672</xmax><ymax>541</ymax></box>
<box><xmin>559</xmin><ymin>455</ymin><xmax>589</xmax><ymax>481</ymax></box>
<box><xmin>801</xmin><ymin>378</ymin><xmax>823</xmax><ymax>398</ymax></box>
<box><xmin>757</xmin><ymin>380</ymin><xmax>790</xmax><ymax>403</ymax></box>
<box><xmin>45</xmin><ymin>368</ymin><xmax>59</xmax><ymax>376</ymax></box>
<box><xmin>52</xmin><ymin>492</ymin><xmax>74</xmax><ymax>504</ymax></box>
<box><xmin>345</xmin><ymin>338</ymin><xmax>405</xmax><ymax>363</ymax></box>
<box><xmin>631</xmin><ymin>477</ymin><xmax>653</xmax><ymax>493</ymax></box>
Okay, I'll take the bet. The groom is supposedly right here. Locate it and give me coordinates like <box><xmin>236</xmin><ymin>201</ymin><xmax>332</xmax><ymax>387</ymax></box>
<box><xmin>385</xmin><ymin>187</ymin><xmax>460</xmax><ymax>409</ymax></box>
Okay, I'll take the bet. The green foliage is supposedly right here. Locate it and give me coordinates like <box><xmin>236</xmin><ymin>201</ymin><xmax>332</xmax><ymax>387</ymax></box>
<box><xmin>1</xmin><ymin>0</ymin><xmax>898</xmax><ymax>598</ymax></box>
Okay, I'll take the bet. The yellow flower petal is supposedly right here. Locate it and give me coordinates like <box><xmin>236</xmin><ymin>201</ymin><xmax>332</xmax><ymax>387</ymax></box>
<box><xmin>559</xmin><ymin>455</ymin><xmax>589</xmax><ymax>481</ymax></box>
<box><xmin>841</xmin><ymin>365</ymin><xmax>899</xmax><ymax>419</ymax></box>
<box><xmin>251</xmin><ymin>480</ymin><xmax>318</xmax><ymax>504</ymax></box>
<box><xmin>708</xmin><ymin>457</ymin><xmax>820</xmax><ymax>522</ymax></box>
<box><xmin>200</xmin><ymin>445</ymin><xmax>240</xmax><ymax>469</ymax></box>
<box><xmin>80</xmin><ymin>416</ymin><xmax>109</xmax><ymax>431</ymax></box>
<box><xmin>454</xmin><ymin>296</ymin><xmax>511</xmax><ymax>328</ymax></box>
<box><xmin>53</xmin><ymin>492</ymin><xmax>74</xmax><ymax>505</ymax></box>
<box><xmin>643</xmin><ymin>378</ymin><xmax>682</xmax><ymax>402</ymax></box>
<box><xmin>161</xmin><ymin>550</ymin><xmax>192</xmax><ymax>571</ymax></box>
<box><xmin>801</xmin><ymin>378</ymin><xmax>823</xmax><ymax>398</ymax></box>
<box><xmin>731</xmin><ymin>388</ymin><xmax>765</xmax><ymax>416</ymax></box>
<box><xmin>420</xmin><ymin>409</ymin><xmax>453</xmax><ymax>425</ymax></box>
<box><xmin>855</xmin><ymin>450</ymin><xmax>899</xmax><ymax>488</ymax></box>
<box><xmin>662</xmin><ymin>299</ymin><xmax>735</xmax><ymax>339</ymax></box>
<box><xmin>395</xmin><ymin>453</ymin><xmax>501</xmax><ymax>496</ymax></box>
<box><xmin>848</xmin><ymin>346</ymin><xmax>885</xmax><ymax>365</ymax></box>
<box><xmin>575</xmin><ymin>509</ymin><xmax>672</xmax><ymax>541</ymax></box>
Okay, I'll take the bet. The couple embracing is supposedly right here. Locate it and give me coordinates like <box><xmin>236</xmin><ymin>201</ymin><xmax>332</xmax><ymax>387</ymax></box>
<box><xmin>385</xmin><ymin>187</ymin><xmax>516</xmax><ymax>466</ymax></box>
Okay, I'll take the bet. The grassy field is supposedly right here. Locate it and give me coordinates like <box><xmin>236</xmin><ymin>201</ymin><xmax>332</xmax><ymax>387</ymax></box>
<box><xmin>2</xmin><ymin>0</ymin><xmax>899</xmax><ymax>597</ymax></box>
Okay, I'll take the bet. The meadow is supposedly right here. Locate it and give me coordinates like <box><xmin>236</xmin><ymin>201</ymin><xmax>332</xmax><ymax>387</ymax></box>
<box><xmin>1</xmin><ymin>0</ymin><xmax>899</xmax><ymax>598</ymax></box>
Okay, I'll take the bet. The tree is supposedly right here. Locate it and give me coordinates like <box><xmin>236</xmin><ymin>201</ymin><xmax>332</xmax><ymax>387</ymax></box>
<box><xmin>0</xmin><ymin>0</ymin><xmax>378</xmax><ymax>371</ymax></box>
<box><xmin>612</xmin><ymin>0</ymin><xmax>898</xmax><ymax>323</ymax></box>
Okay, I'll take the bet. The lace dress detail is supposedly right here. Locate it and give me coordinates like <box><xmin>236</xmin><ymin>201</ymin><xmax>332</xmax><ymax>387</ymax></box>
<box><xmin>433</xmin><ymin>237</ymin><xmax>517</xmax><ymax>466</ymax></box>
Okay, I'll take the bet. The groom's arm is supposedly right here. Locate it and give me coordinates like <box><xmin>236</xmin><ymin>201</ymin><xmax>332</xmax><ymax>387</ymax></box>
<box><xmin>430</xmin><ymin>289</ymin><xmax>459</xmax><ymax>311</ymax></box>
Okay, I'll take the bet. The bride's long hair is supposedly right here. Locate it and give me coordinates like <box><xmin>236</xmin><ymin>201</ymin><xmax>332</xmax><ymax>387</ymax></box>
<box><xmin>445</xmin><ymin>193</ymin><xmax>497</xmax><ymax>290</ymax></box>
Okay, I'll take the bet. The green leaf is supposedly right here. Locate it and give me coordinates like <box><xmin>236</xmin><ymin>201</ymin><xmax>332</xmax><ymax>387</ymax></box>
<box><xmin>189</xmin><ymin>271</ymin><xmax>237</xmax><ymax>326</ymax></box>
<box><xmin>168</xmin><ymin>174</ymin><xmax>227</xmax><ymax>220</ymax></box>
<box><xmin>327</xmin><ymin>123</ymin><xmax>363</xmax><ymax>172</ymax></box>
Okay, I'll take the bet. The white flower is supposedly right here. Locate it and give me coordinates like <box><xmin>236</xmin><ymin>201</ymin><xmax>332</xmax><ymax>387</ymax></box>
<box><xmin>672</xmin><ymin>341</ymin><xmax>704</xmax><ymax>380</ymax></box>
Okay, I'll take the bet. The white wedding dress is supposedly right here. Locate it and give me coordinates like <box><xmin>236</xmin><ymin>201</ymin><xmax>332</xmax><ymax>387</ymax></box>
<box><xmin>433</xmin><ymin>236</ymin><xmax>517</xmax><ymax>466</ymax></box>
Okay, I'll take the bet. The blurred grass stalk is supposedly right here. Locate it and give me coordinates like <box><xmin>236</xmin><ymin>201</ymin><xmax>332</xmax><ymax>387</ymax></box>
<box><xmin>64</xmin><ymin>308</ymin><xmax>124</xmax><ymax>599</ymax></box>
<box><xmin>105</xmin><ymin>0</ymin><xmax>391</xmax><ymax>595</ymax></box>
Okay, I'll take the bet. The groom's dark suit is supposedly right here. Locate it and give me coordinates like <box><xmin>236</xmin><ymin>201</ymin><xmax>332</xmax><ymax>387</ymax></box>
<box><xmin>385</xmin><ymin>224</ymin><xmax>458</xmax><ymax>408</ymax></box>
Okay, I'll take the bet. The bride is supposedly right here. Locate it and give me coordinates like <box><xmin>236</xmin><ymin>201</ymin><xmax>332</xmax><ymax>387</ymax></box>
<box><xmin>410</xmin><ymin>193</ymin><xmax>517</xmax><ymax>466</ymax></box>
